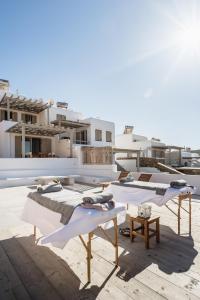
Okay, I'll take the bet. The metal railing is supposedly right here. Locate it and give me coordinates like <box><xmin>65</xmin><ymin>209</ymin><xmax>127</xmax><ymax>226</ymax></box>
<box><xmin>74</xmin><ymin>140</ymin><xmax>88</xmax><ymax>145</ymax></box>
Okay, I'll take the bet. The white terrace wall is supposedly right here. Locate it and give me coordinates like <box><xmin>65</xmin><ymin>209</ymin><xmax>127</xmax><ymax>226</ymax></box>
<box><xmin>0</xmin><ymin>158</ymin><xmax>78</xmax><ymax>179</ymax></box>
<box><xmin>0</xmin><ymin>156</ymin><xmax>117</xmax><ymax>186</ymax></box>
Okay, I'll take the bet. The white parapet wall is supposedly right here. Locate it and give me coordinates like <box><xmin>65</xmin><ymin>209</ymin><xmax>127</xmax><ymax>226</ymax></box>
<box><xmin>0</xmin><ymin>157</ymin><xmax>118</xmax><ymax>187</ymax></box>
<box><xmin>0</xmin><ymin>158</ymin><xmax>78</xmax><ymax>178</ymax></box>
<box><xmin>132</xmin><ymin>172</ymin><xmax>200</xmax><ymax>195</ymax></box>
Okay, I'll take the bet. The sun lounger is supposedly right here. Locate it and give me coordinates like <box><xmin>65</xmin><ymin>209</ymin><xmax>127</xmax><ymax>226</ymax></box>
<box><xmin>22</xmin><ymin>189</ymin><xmax>126</xmax><ymax>282</ymax></box>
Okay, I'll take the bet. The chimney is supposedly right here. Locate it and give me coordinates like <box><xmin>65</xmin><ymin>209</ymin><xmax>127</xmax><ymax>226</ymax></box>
<box><xmin>56</xmin><ymin>101</ymin><xmax>68</xmax><ymax>109</ymax></box>
<box><xmin>0</xmin><ymin>79</ymin><xmax>9</xmax><ymax>92</ymax></box>
<box><xmin>124</xmin><ymin>125</ymin><xmax>134</xmax><ymax>134</ymax></box>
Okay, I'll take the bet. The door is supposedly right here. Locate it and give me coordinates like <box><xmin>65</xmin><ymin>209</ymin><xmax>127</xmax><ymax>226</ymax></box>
<box><xmin>25</xmin><ymin>138</ymin><xmax>32</xmax><ymax>154</ymax></box>
<box><xmin>15</xmin><ymin>136</ymin><xmax>22</xmax><ymax>157</ymax></box>
<box><xmin>32</xmin><ymin>138</ymin><xmax>41</xmax><ymax>156</ymax></box>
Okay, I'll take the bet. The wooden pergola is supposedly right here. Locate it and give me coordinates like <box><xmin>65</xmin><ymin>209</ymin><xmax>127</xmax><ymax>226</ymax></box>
<box><xmin>152</xmin><ymin>145</ymin><xmax>184</xmax><ymax>166</ymax></box>
<box><xmin>6</xmin><ymin>122</ymin><xmax>67</xmax><ymax>158</ymax></box>
<box><xmin>0</xmin><ymin>93</ymin><xmax>49</xmax><ymax>115</ymax></box>
<box><xmin>51</xmin><ymin>120</ymin><xmax>90</xmax><ymax>129</ymax></box>
<box><xmin>81</xmin><ymin>146</ymin><xmax>141</xmax><ymax>169</ymax></box>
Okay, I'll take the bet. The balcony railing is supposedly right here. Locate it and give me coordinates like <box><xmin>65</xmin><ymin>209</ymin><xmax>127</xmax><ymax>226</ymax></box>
<box><xmin>74</xmin><ymin>140</ymin><xmax>88</xmax><ymax>145</ymax></box>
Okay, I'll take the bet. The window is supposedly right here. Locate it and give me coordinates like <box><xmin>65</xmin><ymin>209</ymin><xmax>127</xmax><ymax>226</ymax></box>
<box><xmin>95</xmin><ymin>129</ymin><xmax>102</xmax><ymax>141</ymax></box>
<box><xmin>21</xmin><ymin>114</ymin><xmax>37</xmax><ymax>124</ymax></box>
<box><xmin>106</xmin><ymin>131</ymin><xmax>112</xmax><ymax>142</ymax></box>
<box><xmin>56</xmin><ymin>114</ymin><xmax>66</xmax><ymax>121</ymax></box>
<box><xmin>0</xmin><ymin>110</ymin><xmax>18</xmax><ymax>121</ymax></box>
<box><xmin>76</xmin><ymin>130</ymin><xmax>87</xmax><ymax>144</ymax></box>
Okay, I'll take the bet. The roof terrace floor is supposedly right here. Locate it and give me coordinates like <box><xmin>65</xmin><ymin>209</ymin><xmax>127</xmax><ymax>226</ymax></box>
<box><xmin>0</xmin><ymin>185</ymin><xmax>200</xmax><ymax>300</ymax></box>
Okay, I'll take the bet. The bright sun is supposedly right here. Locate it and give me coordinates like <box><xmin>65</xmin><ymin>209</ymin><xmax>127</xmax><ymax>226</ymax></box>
<box><xmin>128</xmin><ymin>2</ymin><xmax>200</xmax><ymax>80</ymax></box>
<box><xmin>177</xmin><ymin>23</ymin><xmax>200</xmax><ymax>55</ymax></box>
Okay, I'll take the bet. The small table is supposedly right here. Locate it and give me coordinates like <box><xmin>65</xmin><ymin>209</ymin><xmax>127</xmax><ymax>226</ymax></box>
<box><xmin>129</xmin><ymin>215</ymin><xmax>160</xmax><ymax>249</ymax></box>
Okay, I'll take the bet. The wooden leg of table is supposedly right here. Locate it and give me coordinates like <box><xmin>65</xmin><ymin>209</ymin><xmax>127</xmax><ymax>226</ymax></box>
<box><xmin>189</xmin><ymin>194</ymin><xmax>192</xmax><ymax>235</ymax></box>
<box><xmin>33</xmin><ymin>225</ymin><xmax>36</xmax><ymax>239</ymax></box>
<box><xmin>141</xmin><ymin>224</ymin><xmax>144</xmax><ymax>235</ymax></box>
<box><xmin>178</xmin><ymin>198</ymin><xmax>181</xmax><ymax>235</ymax></box>
<box><xmin>144</xmin><ymin>220</ymin><xmax>149</xmax><ymax>249</ymax></box>
<box><xmin>130</xmin><ymin>218</ymin><xmax>134</xmax><ymax>242</ymax></box>
<box><xmin>87</xmin><ymin>232</ymin><xmax>92</xmax><ymax>283</ymax></box>
<box><xmin>113</xmin><ymin>217</ymin><xmax>119</xmax><ymax>266</ymax></box>
<box><xmin>156</xmin><ymin>219</ymin><xmax>160</xmax><ymax>243</ymax></box>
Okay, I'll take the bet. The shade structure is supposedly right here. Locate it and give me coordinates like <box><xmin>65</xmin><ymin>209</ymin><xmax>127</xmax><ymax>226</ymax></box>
<box><xmin>51</xmin><ymin>119</ymin><xmax>90</xmax><ymax>129</ymax></box>
<box><xmin>0</xmin><ymin>93</ymin><xmax>48</xmax><ymax>113</ymax></box>
<box><xmin>6</xmin><ymin>122</ymin><xmax>67</xmax><ymax>137</ymax></box>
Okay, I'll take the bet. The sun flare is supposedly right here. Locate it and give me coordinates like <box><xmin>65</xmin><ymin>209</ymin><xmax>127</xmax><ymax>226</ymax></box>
<box><xmin>176</xmin><ymin>23</ymin><xmax>200</xmax><ymax>55</ymax></box>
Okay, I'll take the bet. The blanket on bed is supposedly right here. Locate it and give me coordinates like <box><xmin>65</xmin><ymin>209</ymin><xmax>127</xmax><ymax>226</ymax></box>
<box><xmin>111</xmin><ymin>181</ymin><xmax>170</xmax><ymax>196</ymax></box>
<box><xmin>28</xmin><ymin>191</ymin><xmax>83</xmax><ymax>225</ymax></box>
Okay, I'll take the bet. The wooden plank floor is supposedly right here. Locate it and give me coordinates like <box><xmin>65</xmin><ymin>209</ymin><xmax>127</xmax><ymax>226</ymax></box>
<box><xmin>0</xmin><ymin>185</ymin><xmax>200</xmax><ymax>300</ymax></box>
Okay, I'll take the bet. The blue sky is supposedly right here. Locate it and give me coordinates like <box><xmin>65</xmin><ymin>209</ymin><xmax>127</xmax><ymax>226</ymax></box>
<box><xmin>0</xmin><ymin>0</ymin><xmax>200</xmax><ymax>148</ymax></box>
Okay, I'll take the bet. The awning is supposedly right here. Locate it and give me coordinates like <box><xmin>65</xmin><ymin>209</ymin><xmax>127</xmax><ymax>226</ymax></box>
<box><xmin>152</xmin><ymin>145</ymin><xmax>184</xmax><ymax>150</ymax></box>
<box><xmin>6</xmin><ymin>122</ymin><xmax>67</xmax><ymax>137</ymax></box>
<box><xmin>112</xmin><ymin>147</ymin><xmax>141</xmax><ymax>154</ymax></box>
<box><xmin>0</xmin><ymin>93</ymin><xmax>48</xmax><ymax>113</ymax></box>
<box><xmin>51</xmin><ymin>120</ymin><xmax>90</xmax><ymax>129</ymax></box>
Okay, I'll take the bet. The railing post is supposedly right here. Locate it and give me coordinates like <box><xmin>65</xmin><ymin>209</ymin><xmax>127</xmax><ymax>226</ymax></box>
<box><xmin>21</xmin><ymin>123</ymin><xmax>26</xmax><ymax>158</ymax></box>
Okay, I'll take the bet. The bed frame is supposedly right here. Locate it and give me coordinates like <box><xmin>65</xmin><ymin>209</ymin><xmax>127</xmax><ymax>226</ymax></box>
<box><xmin>165</xmin><ymin>192</ymin><xmax>192</xmax><ymax>235</ymax></box>
<box><xmin>33</xmin><ymin>217</ymin><xmax>118</xmax><ymax>283</ymax></box>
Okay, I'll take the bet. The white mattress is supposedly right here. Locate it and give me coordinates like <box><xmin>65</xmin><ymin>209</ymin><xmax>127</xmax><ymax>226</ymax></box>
<box><xmin>106</xmin><ymin>181</ymin><xmax>195</xmax><ymax>206</ymax></box>
<box><xmin>21</xmin><ymin>189</ymin><xmax>126</xmax><ymax>249</ymax></box>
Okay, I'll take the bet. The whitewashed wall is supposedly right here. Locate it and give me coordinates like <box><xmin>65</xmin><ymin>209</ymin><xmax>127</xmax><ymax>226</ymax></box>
<box><xmin>0</xmin><ymin>121</ymin><xmax>17</xmax><ymax>157</ymax></box>
<box><xmin>83</xmin><ymin>117</ymin><xmax>115</xmax><ymax>147</ymax></box>
<box><xmin>49</xmin><ymin>107</ymin><xmax>84</xmax><ymax>122</ymax></box>
<box><xmin>0</xmin><ymin>156</ymin><xmax>118</xmax><ymax>187</ymax></box>
<box><xmin>116</xmin><ymin>159</ymin><xmax>137</xmax><ymax>171</ymax></box>
<box><xmin>0</xmin><ymin>158</ymin><xmax>78</xmax><ymax>179</ymax></box>
<box><xmin>55</xmin><ymin>138</ymin><xmax>71</xmax><ymax>157</ymax></box>
<box><xmin>115</xmin><ymin>133</ymin><xmax>165</xmax><ymax>157</ymax></box>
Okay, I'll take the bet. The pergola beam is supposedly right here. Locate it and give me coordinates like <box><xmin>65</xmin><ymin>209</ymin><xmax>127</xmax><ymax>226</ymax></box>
<box><xmin>0</xmin><ymin>93</ymin><xmax>49</xmax><ymax>113</ymax></box>
<box><xmin>51</xmin><ymin>119</ymin><xmax>90</xmax><ymax>129</ymax></box>
<box><xmin>112</xmin><ymin>147</ymin><xmax>141</xmax><ymax>154</ymax></box>
<box><xmin>6</xmin><ymin>122</ymin><xmax>67</xmax><ymax>137</ymax></box>
<box><xmin>22</xmin><ymin>123</ymin><xmax>25</xmax><ymax>158</ymax></box>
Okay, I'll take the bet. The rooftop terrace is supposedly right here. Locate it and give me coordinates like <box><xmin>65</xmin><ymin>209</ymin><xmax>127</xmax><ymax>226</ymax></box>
<box><xmin>0</xmin><ymin>184</ymin><xmax>200</xmax><ymax>300</ymax></box>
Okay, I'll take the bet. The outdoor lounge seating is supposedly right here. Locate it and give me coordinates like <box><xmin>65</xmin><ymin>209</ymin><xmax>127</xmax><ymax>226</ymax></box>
<box><xmin>101</xmin><ymin>171</ymin><xmax>130</xmax><ymax>190</ymax></box>
<box><xmin>138</xmin><ymin>173</ymin><xmax>152</xmax><ymax>182</ymax></box>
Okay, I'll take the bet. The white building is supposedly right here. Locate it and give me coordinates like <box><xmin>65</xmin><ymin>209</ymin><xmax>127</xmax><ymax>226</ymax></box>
<box><xmin>115</xmin><ymin>126</ymin><xmax>166</xmax><ymax>159</ymax></box>
<box><xmin>0</xmin><ymin>80</ymin><xmax>116</xmax><ymax>183</ymax></box>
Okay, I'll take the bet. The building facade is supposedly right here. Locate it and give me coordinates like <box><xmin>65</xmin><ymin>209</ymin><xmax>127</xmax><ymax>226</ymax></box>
<box><xmin>0</xmin><ymin>80</ymin><xmax>115</xmax><ymax>161</ymax></box>
<box><xmin>115</xmin><ymin>126</ymin><xmax>166</xmax><ymax>160</ymax></box>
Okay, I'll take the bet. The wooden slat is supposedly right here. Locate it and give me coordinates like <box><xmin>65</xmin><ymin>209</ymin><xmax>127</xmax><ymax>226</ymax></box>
<box><xmin>1</xmin><ymin>237</ymin><xmax>62</xmax><ymax>300</ymax></box>
<box><xmin>0</xmin><ymin>243</ymin><xmax>31</xmax><ymax>300</ymax></box>
<box><xmin>82</xmin><ymin>146</ymin><xmax>113</xmax><ymax>164</ymax></box>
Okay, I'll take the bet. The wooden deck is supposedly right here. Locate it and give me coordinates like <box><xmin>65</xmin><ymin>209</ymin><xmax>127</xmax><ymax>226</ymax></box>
<box><xmin>0</xmin><ymin>185</ymin><xmax>200</xmax><ymax>300</ymax></box>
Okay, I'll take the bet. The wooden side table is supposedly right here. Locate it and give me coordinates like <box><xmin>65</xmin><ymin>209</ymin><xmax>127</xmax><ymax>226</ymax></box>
<box><xmin>129</xmin><ymin>216</ymin><xmax>160</xmax><ymax>249</ymax></box>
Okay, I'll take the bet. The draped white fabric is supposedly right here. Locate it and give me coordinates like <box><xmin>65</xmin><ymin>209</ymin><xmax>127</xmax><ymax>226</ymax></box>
<box><xmin>22</xmin><ymin>189</ymin><xmax>126</xmax><ymax>249</ymax></box>
<box><xmin>106</xmin><ymin>181</ymin><xmax>195</xmax><ymax>207</ymax></box>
